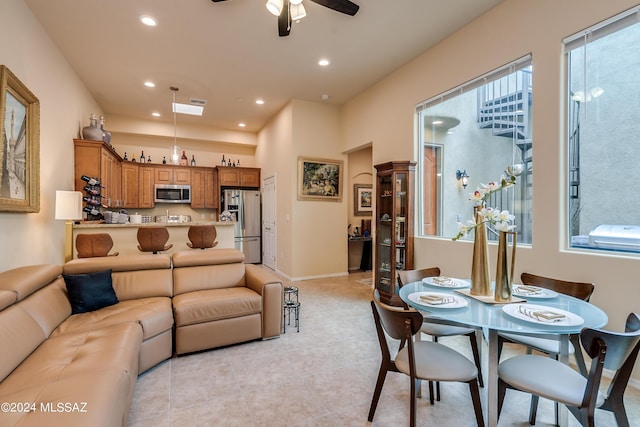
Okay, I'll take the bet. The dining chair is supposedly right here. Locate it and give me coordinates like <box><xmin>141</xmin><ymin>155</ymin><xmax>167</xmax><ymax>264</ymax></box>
<box><xmin>137</xmin><ymin>227</ymin><xmax>173</xmax><ymax>254</ymax></box>
<box><xmin>75</xmin><ymin>233</ymin><xmax>119</xmax><ymax>258</ymax></box>
<box><xmin>497</xmin><ymin>272</ymin><xmax>595</xmax><ymax>423</ymax></box>
<box><xmin>397</xmin><ymin>268</ymin><xmax>484</xmax><ymax>403</ymax></box>
<box><xmin>497</xmin><ymin>312</ymin><xmax>640</xmax><ymax>427</ymax></box>
<box><xmin>369</xmin><ymin>290</ymin><xmax>484</xmax><ymax>427</ymax></box>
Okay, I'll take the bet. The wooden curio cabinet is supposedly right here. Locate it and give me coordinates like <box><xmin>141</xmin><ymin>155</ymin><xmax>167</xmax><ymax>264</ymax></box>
<box><xmin>374</xmin><ymin>161</ymin><xmax>415</xmax><ymax>306</ymax></box>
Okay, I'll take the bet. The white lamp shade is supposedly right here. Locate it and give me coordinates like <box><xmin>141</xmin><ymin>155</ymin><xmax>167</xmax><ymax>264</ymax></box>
<box><xmin>55</xmin><ymin>191</ymin><xmax>83</xmax><ymax>220</ymax></box>
<box><xmin>290</xmin><ymin>0</ymin><xmax>303</xmax><ymax>4</ymax></box>
<box><xmin>266</xmin><ymin>0</ymin><xmax>283</xmax><ymax>16</ymax></box>
<box><xmin>291</xmin><ymin>3</ymin><xmax>306</xmax><ymax>20</ymax></box>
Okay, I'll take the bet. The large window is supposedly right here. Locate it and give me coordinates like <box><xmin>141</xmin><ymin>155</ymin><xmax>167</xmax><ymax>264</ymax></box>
<box><xmin>416</xmin><ymin>57</ymin><xmax>533</xmax><ymax>244</ymax></box>
<box><xmin>566</xmin><ymin>6</ymin><xmax>640</xmax><ymax>255</ymax></box>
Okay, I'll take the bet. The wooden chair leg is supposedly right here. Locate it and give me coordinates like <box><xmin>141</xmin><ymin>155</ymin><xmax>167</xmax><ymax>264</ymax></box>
<box><xmin>468</xmin><ymin>379</ymin><xmax>485</xmax><ymax>427</ymax></box>
<box><xmin>468</xmin><ymin>332</ymin><xmax>484</xmax><ymax>388</ymax></box>
<box><xmin>528</xmin><ymin>394</ymin><xmax>539</xmax><ymax>425</ymax></box>
<box><xmin>410</xmin><ymin>377</ymin><xmax>417</xmax><ymax>427</ymax></box>
<box><xmin>368</xmin><ymin>364</ymin><xmax>387</xmax><ymax>421</ymax></box>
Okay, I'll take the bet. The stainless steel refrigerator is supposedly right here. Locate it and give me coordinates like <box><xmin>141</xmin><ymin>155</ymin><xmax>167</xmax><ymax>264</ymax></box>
<box><xmin>222</xmin><ymin>189</ymin><xmax>261</xmax><ymax>263</ymax></box>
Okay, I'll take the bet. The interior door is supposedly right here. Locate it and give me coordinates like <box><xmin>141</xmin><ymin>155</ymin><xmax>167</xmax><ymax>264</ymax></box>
<box><xmin>262</xmin><ymin>175</ymin><xmax>276</xmax><ymax>271</ymax></box>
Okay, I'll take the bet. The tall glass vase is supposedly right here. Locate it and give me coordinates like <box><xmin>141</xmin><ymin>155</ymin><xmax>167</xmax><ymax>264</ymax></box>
<box><xmin>470</xmin><ymin>207</ymin><xmax>491</xmax><ymax>296</ymax></box>
<box><xmin>494</xmin><ymin>231</ymin><xmax>517</xmax><ymax>302</ymax></box>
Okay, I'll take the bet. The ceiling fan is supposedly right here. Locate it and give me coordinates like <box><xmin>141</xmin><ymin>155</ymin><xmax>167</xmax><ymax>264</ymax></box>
<box><xmin>211</xmin><ymin>0</ymin><xmax>359</xmax><ymax>37</ymax></box>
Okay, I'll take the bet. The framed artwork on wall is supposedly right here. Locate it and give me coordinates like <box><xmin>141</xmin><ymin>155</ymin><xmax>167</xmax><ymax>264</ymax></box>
<box><xmin>297</xmin><ymin>156</ymin><xmax>343</xmax><ymax>202</ymax></box>
<box><xmin>0</xmin><ymin>65</ymin><xmax>40</xmax><ymax>212</ymax></box>
<box><xmin>353</xmin><ymin>184</ymin><xmax>373</xmax><ymax>216</ymax></box>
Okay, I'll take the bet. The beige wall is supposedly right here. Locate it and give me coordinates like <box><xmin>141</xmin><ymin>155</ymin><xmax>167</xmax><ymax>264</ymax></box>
<box><xmin>0</xmin><ymin>0</ymin><xmax>102</xmax><ymax>271</ymax></box>
<box><xmin>256</xmin><ymin>102</ymin><xmax>294</xmax><ymax>276</ymax></box>
<box><xmin>290</xmin><ymin>100</ymin><xmax>347</xmax><ymax>279</ymax></box>
<box><xmin>341</xmin><ymin>0</ymin><xmax>640</xmax><ymax>378</ymax></box>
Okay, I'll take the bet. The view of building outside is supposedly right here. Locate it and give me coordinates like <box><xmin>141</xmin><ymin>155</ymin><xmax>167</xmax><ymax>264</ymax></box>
<box><xmin>417</xmin><ymin>63</ymin><xmax>533</xmax><ymax>244</ymax></box>
<box><xmin>567</xmin><ymin>11</ymin><xmax>640</xmax><ymax>254</ymax></box>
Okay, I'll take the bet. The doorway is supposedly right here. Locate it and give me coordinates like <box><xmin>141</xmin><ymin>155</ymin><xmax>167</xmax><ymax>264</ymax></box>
<box><xmin>262</xmin><ymin>175</ymin><xmax>276</xmax><ymax>271</ymax></box>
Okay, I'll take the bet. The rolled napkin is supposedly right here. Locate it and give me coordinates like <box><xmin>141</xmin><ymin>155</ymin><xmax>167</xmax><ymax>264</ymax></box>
<box><xmin>516</xmin><ymin>285</ymin><xmax>543</xmax><ymax>295</ymax></box>
<box><xmin>419</xmin><ymin>294</ymin><xmax>454</xmax><ymax>305</ymax></box>
<box><xmin>518</xmin><ymin>305</ymin><xmax>566</xmax><ymax>322</ymax></box>
<box><xmin>432</xmin><ymin>276</ymin><xmax>455</xmax><ymax>286</ymax></box>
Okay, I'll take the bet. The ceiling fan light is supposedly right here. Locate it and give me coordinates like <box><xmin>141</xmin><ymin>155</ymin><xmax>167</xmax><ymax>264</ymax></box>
<box><xmin>290</xmin><ymin>0</ymin><xmax>303</xmax><ymax>4</ymax></box>
<box><xmin>266</xmin><ymin>0</ymin><xmax>283</xmax><ymax>16</ymax></box>
<box><xmin>291</xmin><ymin>3</ymin><xmax>306</xmax><ymax>20</ymax></box>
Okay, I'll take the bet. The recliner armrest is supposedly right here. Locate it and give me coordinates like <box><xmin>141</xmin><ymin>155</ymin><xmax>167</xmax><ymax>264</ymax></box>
<box><xmin>245</xmin><ymin>264</ymin><xmax>283</xmax><ymax>338</ymax></box>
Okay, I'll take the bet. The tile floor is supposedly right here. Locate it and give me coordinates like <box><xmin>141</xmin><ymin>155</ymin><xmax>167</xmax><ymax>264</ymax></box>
<box><xmin>128</xmin><ymin>271</ymin><xmax>640</xmax><ymax>426</ymax></box>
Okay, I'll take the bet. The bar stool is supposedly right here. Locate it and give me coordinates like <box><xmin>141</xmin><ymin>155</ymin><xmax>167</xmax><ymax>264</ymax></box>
<box><xmin>283</xmin><ymin>286</ymin><xmax>300</xmax><ymax>333</ymax></box>
<box><xmin>137</xmin><ymin>227</ymin><xmax>173</xmax><ymax>254</ymax></box>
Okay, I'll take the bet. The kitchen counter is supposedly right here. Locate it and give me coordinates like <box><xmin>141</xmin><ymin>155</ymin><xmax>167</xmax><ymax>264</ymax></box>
<box><xmin>72</xmin><ymin>221</ymin><xmax>236</xmax><ymax>258</ymax></box>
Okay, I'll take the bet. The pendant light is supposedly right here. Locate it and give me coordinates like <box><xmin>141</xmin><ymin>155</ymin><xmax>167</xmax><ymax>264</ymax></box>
<box><xmin>266</xmin><ymin>0</ymin><xmax>283</xmax><ymax>16</ymax></box>
<box><xmin>170</xmin><ymin>87</ymin><xmax>181</xmax><ymax>165</ymax></box>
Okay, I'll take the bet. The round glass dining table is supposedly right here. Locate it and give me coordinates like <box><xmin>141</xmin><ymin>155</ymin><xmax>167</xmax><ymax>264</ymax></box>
<box><xmin>399</xmin><ymin>279</ymin><xmax>608</xmax><ymax>427</ymax></box>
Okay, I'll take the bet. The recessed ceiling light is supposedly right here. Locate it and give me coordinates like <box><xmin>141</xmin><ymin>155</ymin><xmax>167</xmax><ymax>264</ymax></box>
<box><xmin>318</xmin><ymin>59</ymin><xmax>330</xmax><ymax>66</ymax></box>
<box><xmin>255</xmin><ymin>99</ymin><xmax>265</xmax><ymax>105</ymax></box>
<box><xmin>144</xmin><ymin>81</ymin><xmax>156</xmax><ymax>88</ymax></box>
<box><xmin>152</xmin><ymin>112</ymin><xmax>161</xmax><ymax>117</ymax></box>
<box><xmin>238</xmin><ymin>123</ymin><xmax>246</xmax><ymax>128</ymax></box>
<box><xmin>139</xmin><ymin>15</ymin><xmax>158</xmax><ymax>27</ymax></box>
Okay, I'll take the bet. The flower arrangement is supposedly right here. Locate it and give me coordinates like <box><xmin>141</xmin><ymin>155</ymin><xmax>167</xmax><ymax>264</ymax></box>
<box><xmin>452</xmin><ymin>172</ymin><xmax>517</xmax><ymax>241</ymax></box>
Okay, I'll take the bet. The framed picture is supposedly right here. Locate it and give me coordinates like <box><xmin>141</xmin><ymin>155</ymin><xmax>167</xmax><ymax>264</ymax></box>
<box><xmin>353</xmin><ymin>184</ymin><xmax>373</xmax><ymax>216</ymax></box>
<box><xmin>297</xmin><ymin>156</ymin><xmax>343</xmax><ymax>202</ymax></box>
<box><xmin>0</xmin><ymin>65</ymin><xmax>40</xmax><ymax>212</ymax></box>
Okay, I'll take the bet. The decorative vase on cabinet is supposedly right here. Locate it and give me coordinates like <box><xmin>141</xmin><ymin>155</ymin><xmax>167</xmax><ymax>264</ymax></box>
<box><xmin>374</xmin><ymin>161</ymin><xmax>415</xmax><ymax>306</ymax></box>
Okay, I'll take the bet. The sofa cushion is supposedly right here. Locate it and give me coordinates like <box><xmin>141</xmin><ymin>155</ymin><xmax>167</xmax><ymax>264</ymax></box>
<box><xmin>0</xmin><ymin>322</ymin><xmax>141</xmax><ymax>396</ymax></box>
<box><xmin>0</xmin><ymin>290</ymin><xmax>16</xmax><ymax>311</ymax></box>
<box><xmin>0</xmin><ymin>264</ymin><xmax>63</xmax><ymax>302</ymax></box>
<box><xmin>172</xmin><ymin>287</ymin><xmax>262</xmax><ymax>327</ymax></box>
<box><xmin>0</xmin><ymin>366</ymin><xmax>134</xmax><ymax>427</ymax></box>
<box><xmin>51</xmin><ymin>297</ymin><xmax>173</xmax><ymax>341</ymax></box>
<box><xmin>63</xmin><ymin>269</ymin><xmax>118</xmax><ymax>314</ymax></box>
<box><xmin>0</xmin><ymin>305</ymin><xmax>47</xmax><ymax>383</ymax></box>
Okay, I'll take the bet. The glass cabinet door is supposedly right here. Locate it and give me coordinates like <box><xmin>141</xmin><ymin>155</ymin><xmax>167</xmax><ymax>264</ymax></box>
<box><xmin>374</xmin><ymin>161</ymin><xmax>415</xmax><ymax>305</ymax></box>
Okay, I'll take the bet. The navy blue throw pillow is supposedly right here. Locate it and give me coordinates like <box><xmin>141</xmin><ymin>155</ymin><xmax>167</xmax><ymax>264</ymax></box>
<box><xmin>63</xmin><ymin>269</ymin><xmax>118</xmax><ymax>314</ymax></box>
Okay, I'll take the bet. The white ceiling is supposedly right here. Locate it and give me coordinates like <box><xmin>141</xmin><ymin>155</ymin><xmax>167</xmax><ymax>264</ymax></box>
<box><xmin>25</xmin><ymin>0</ymin><xmax>503</xmax><ymax>133</ymax></box>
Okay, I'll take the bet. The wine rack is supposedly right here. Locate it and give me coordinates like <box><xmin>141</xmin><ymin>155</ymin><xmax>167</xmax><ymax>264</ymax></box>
<box><xmin>81</xmin><ymin>175</ymin><xmax>103</xmax><ymax>220</ymax></box>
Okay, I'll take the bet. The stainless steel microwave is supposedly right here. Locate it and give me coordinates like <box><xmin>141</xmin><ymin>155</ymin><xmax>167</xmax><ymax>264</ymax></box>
<box><xmin>154</xmin><ymin>184</ymin><xmax>191</xmax><ymax>203</ymax></box>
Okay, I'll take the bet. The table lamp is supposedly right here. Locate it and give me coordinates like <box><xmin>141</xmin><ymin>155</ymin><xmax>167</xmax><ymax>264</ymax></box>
<box><xmin>55</xmin><ymin>190</ymin><xmax>83</xmax><ymax>262</ymax></box>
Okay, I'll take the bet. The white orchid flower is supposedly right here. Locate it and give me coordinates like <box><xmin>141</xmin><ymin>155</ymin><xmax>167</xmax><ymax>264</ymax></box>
<box><xmin>496</xmin><ymin>210</ymin><xmax>515</xmax><ymax>223</ymax></box>
<box><xmin>494</xmin><ymin>221</ymin><xmax>517</xmax><ymax>232</ymax></box>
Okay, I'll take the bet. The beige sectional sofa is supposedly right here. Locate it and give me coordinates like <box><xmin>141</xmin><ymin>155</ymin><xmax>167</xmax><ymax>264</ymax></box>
<box><xmin>0</xmin><ymin>249</ymin><xmax>283</xmax><ymax>427</ymax></box>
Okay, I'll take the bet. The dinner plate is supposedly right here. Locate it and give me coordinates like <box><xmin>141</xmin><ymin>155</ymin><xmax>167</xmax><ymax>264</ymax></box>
<box><xmin>422</xmin><ymin>276</ymin><xmax>470</xmax><ymax>289</ymax></box>
<box><xmin>408</xmin><ymin>292</ymin><xmax>468</xmax><ymax>309</ymax></box>
<box><xmin>512</xmin><ymin>285</ymin><xmax>558</xmax><ymax>299</ymax></box>
<box><xmin>502</xmin><ymin>303</ymin><xmax>584</xmax><ymax>326</ymax></box>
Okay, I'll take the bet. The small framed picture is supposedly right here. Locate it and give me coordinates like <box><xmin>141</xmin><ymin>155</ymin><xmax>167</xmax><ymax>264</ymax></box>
<box><xmin>354</xmin><ymin>184</ymin><xmax>373</xmax><ymax>216</ymax></box>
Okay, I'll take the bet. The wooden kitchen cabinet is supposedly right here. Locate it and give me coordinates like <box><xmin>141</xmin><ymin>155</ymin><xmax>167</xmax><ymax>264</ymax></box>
<box><xmin>138</xmin><ymin>166</ymin><xmax>155</xmax><ymax>208</ymax></box>
<box><xmin>191</xmin><ymin>167</ymin><xmax>218</xmax><ymax>209</ymax></box>
<box><xmin>121</xmin><ymin>162</ymin><xmax>139</xmax><ymax>208</ymax></box>
<box><xmin>217</xmin><ymin>166</ymin><xmax>260</xmax><ymax>188</ymax></box>
<box><xmin>154</xmin><ymin>166</ymin><xmax>191</xmax><ymax>185</ymax></box>
<box><xmin>74</xmin><ymin>139</ymin><xmax>123</xmax><ymax>208</ymax></box>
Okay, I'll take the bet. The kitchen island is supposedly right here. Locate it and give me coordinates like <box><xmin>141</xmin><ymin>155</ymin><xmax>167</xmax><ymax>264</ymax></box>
<box><xmin>72</xmin><ymin>221</ymin><xmax>236</xmax><ymax>259</ymax></box>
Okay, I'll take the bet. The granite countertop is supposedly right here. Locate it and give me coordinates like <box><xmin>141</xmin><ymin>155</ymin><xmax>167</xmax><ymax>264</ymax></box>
<box><xmin>74</xmin><ymin>221</ymin><xmax>236</xmax><ymax>229</ymax></box>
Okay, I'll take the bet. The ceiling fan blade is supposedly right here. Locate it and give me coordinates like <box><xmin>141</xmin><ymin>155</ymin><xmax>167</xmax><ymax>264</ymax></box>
<box><xmin>278</xmin><ymin>0</ymin><xmax>291</xmax><ymax>37</ymax></box>
<box><xmin>309</xmin><ymin>0</ymin><xmax>359</xmax><ymax>16</ymax></box>
<box><xmin>211</xmin><ymin>0</ymin><xmax>228</xmax><ymax>2</ymax></box>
